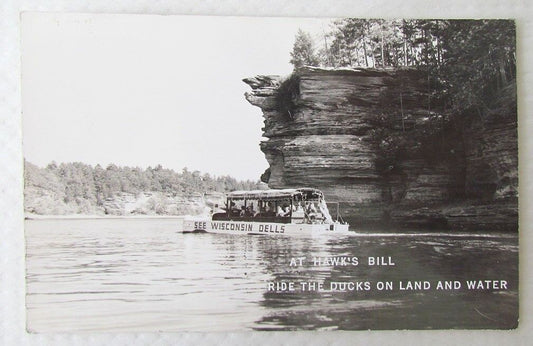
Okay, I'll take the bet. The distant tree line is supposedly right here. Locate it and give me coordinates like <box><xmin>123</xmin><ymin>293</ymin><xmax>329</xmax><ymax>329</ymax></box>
<box><xmin>24</xmin><ymin>161</ymin><xmax>262</xmax><ymax>215</ymax></box>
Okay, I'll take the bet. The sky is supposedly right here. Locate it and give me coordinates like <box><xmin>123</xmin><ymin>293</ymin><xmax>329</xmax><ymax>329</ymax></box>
<box><xmin>21</xmin><ymin>13</ymin><xmax>332</xmax><ymax>181</ymax></box>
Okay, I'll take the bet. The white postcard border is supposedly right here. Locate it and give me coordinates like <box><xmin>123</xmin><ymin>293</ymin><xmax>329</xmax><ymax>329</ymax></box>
<box><xmin>2</xmin><ymin>0</ymin><xmax>532</xmax><ymax>345</ymax></box>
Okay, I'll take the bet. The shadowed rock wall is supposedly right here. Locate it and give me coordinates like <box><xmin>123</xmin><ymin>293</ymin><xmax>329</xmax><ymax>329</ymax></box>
<box><xmin>244</xmin><ymin>67</ymin><xmax>517</xmax><ymax>231</ymax></box>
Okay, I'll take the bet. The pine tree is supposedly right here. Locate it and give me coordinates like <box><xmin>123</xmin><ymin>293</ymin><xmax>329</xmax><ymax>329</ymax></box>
<box><xmin>290</xmin><ymin>29</ymin><xmax>320</xmax><ymax>69</ymax></box>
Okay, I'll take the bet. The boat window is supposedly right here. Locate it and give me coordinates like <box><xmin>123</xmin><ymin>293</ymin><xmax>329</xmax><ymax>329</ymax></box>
<box><xmin>262</xmin><ymin>201</ymin><xmax>275</xmax><ymax>216</ymax></box>
<box><xmin>274</xmin><ymin>198</ymin><xmax>291</xmax><ymax>217</ymax></box>
<box><xmin>245</xmin><ymin>199</ymin><xmax>259</xmax><ymax>217</ymax></box>
<box><xmin>228</xmin><ymin>198</ymin><xmax>245</xmax><ymax>217</ymax></box>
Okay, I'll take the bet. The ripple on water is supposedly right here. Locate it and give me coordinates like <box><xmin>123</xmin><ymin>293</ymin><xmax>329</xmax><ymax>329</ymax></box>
<box><xmin>25</xmin><ymin>218</ymin><xmax>518</xmax><ymax>332</ymax></box>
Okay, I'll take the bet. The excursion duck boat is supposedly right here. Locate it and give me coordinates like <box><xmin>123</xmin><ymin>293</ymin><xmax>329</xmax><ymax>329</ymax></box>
<box><xmin>182</xmin><ymin>188</ymin><xmax>350</xmax><ymax>235</ymax></box>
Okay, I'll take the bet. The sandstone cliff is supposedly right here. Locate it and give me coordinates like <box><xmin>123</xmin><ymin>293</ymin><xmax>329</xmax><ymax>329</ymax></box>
<box><xmin>243</xmin><ymin>67</ymin><xmax>517</xmax><ymax>231</ymax></box>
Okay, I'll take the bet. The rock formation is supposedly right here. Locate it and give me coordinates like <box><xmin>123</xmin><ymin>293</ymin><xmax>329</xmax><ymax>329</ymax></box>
<box><xmin>244</xmin><ymin>67</ymin><xmax>517</xmax><ymax>231</ymax></box>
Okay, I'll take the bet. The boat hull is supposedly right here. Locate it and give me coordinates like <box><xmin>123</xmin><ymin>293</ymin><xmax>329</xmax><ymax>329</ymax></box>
<box><xmin>182</xmin><ymin>217</ymin><xmax>350</xmax><ymax>235</ymax></box>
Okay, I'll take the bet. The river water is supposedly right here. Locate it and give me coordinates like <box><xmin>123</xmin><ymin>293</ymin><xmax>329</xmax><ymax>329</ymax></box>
<box><xmin>25</xmin><ymin>218</ymin><xmax>518</xmax><ymax>332</ymax></box>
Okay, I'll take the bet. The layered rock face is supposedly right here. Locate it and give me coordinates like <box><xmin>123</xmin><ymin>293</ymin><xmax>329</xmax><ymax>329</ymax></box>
<box><xmin>244</xmin><ymin>67</ymin><xmax>518</xmax><ymax>231</ymax></box>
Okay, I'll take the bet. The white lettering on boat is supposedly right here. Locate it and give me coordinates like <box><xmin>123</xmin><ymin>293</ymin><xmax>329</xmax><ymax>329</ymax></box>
<box><xmin>210</xmin><ymin>221</ymin><xmax>285</xmax><ymax>233</ymax></box>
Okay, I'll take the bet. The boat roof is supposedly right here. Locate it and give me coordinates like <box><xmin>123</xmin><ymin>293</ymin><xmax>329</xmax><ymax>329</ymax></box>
<box><xmin>227</xmin><ymin>188</ymin><xmax>323</xmax><ymax>199</ymax></box>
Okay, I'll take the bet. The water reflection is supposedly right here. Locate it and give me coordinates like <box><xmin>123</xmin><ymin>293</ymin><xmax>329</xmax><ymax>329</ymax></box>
<box><xmin>254</xmin><ymin>233</ymin><xmax>518</xmax><ymax>330</ymax></box>
<box><xmin>26</xmin><ymin>219</ymin><xmax>517</xmax><ymax>332</ymax></box>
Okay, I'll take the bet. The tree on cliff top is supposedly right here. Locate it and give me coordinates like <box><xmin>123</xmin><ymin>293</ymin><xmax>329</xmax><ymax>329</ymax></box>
<box><xmin>440</xmin><ymin>20</ymin><xmax>516</xmax><ymax>115</ymax></box>
<box><xmin>290</xmin><ymin>19</ymin><xmax>515</xmax><ymax>116</ymax></box>
<box><xmin>290</xmin><ymin>29</ymin><xmax>320</xmax><ymax>68</ymax></box>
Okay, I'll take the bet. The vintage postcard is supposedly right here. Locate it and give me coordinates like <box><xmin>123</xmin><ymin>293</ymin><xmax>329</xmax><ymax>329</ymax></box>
<box><xmin>22</xmin><ymin>13</ymin><xmax>518</xmax><ymax>332</ymax></box>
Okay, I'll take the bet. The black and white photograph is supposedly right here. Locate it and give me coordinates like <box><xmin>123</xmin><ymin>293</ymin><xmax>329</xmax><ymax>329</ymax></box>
<box><xmin>21</xmin><ymin>13</ymin><xmax>518</xmax><ymax>332</ymax></box>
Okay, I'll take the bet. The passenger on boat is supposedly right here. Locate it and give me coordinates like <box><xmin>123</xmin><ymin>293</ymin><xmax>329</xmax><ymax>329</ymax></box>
<box><xmin>230</xmin><ymin>202</ymin><xmax>242</xmax><ymax>217</ymax></box>
<box><xmin>246</xmin><ymin>205</ymin><xmax>258</xmax><ymax>217</ymax></box>
<box><xmin>292</xmin><ymin>202</ymin><xmax>305</xmax><ymax>223</ymax></box>
<box><xmin>252</xmin><ymin>206</ymin><xmax>261</xmax><ymax>217</ymax></box>
<box><xmin>305</xmin><ymin>202</ymin><xmax>321</xmax><ymax>223</ymax></box>
<box><xmin>264</xmin><ymin>202</ymin><xmax>276</xmax><ymax>216</ymax></box>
